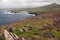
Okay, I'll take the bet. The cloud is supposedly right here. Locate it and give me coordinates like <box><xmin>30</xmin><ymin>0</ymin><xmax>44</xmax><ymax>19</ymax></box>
<box><xmin>0</xmin><ymin>0</ymin><xmax>60</xmax><ymax>8</ymax></box>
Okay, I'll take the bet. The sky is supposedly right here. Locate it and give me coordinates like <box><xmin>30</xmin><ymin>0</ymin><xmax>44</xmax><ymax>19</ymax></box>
<box><xmin>0</xmin><ymin>0</ymin><xmax>60</xmax><ymax>8</ymax></box>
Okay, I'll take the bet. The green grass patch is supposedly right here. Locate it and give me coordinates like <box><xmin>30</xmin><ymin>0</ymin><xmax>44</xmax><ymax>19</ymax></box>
<box><xmin>0</xmin><ymin>36</ymin><xmax>4</xmax><ymax>40</ymax></box>
<box><xmin>52</xmin><ymin>30</ymin><xmax>60</xmax><ymax>38</ymax></box>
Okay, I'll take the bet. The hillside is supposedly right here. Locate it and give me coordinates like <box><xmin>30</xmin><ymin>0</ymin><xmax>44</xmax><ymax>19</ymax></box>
<box><xmin>40</xmin><ymin>3</ymin><xmax>60</xmax><ymax>9</ymax></box>
<box><xmin>9</xmin><ymin>3</ymin><xmax>60</xmax><ymax>13</ymax></box>
<box><xmin>0</xmin><ymin>11</ymin><xmax>60</xmax><ymax>40</ymax></box>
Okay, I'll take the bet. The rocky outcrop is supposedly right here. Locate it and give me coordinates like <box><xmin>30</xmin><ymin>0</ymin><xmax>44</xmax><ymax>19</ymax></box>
<box><xmin>3</xmin><ymin>30</ymin><xmax>18</xmax><ymax>40</ymax></box>
<box><xmin>4</xmin><ymin>30</ymin><xmax>14</xmax><ymax>40</ymax></box>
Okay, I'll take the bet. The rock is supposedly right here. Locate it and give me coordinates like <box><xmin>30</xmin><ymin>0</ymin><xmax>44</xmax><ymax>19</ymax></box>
<box><xmin>17</xmin><ymin>37</ymin><xmax>22</xmax><ymax>40</ymax></box>
<box><xmin>44</xmin><ymin>33</ymin><xmax>55</xmax><ymax>38</ymax></box>
<box><xmin>56</xmin><ymin>30</ymin><xmax>60</xmax><ymax>32</ymax></box>
<box><xmin>4</xmin><ymin>30</ymin><xmax>14</xmax><ymax>40</ymax></box>
<box><xmin>28</xmin><ymin>27</ymin><xmax>33</xmax><ymax>30</ymax></box>
<box><xmin>8</xmin><ymin>27</ymin><xmax>13</xmax><ymax>32</ymax></box>
<box><xmin>24</xmin><ymin>37</ymin><xmax>32</xmax><ymax>40</ymax></box>
<box><xmin>28</xmin><ymin>12</ymin><xmax>37</xmax><ymax>16</ymax></box>
<box><xmin>19</xmin><ymin>29</ymin><xmax>23</xmax><ymax>32</ymax></box>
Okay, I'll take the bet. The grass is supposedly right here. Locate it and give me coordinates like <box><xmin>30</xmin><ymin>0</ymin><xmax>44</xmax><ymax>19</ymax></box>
<box><xmin>10</xmin><ymin>8</ymin><xmax>49</xmax><ymax>13</ymax></box>
<box><xmin>13</xmin><ymin>27</ymin><xmax>39</xmax><ymax>37</ymax></box>
<box><xmin>9</xmin><ymin>16</ymin><xmax>60</xmax><ymax>40</ymax></box>
<box><xmin>0</xmin><ymin>36</ymin><xmax>4</xmax><ymax>40</ymax></box>
<box><xmin>52</xmin><ymin>30</ymin><xmax>60</xmax><ymax>38</ymax></box>
<box><xmin>13</xmin><ymin>18</ymin><xmax>54</xmax><ymax>37</ymax></box>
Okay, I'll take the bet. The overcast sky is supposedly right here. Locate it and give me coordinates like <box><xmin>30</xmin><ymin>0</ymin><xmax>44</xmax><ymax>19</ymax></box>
<box><xmin>0</xmin><ymin>0</ymin><xmax>60</xmax><ymax>8</ymax></box>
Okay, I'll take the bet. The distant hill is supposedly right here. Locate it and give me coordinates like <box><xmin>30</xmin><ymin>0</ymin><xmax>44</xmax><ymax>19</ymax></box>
<box><xmin>10</xmin><ymin>3</ymin><xmax>60</xmax><ymax>13</ymax></box>
<box><xmin>39</xmin><ymin>3</ymin><xmax>60</xmax><ymax>11</ymax></box>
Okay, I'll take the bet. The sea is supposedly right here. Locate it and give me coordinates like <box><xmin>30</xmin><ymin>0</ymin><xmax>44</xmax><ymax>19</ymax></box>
<box><xmin>0</xmin><ymin>10</ymin><xmax>35</xmax><ymax>25</ymax></box>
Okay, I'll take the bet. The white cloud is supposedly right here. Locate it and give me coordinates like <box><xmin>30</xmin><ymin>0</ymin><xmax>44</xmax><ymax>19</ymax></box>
<box><xmin>0</xmin><ymin>0</ymin><xmax>60</xmax><ymax>8</ymax></box>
